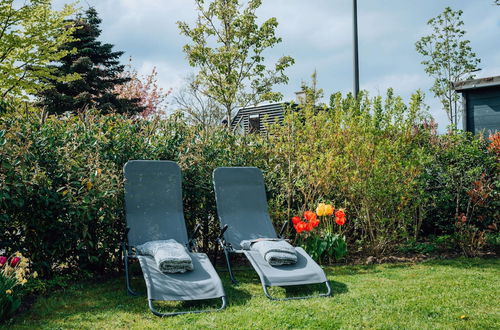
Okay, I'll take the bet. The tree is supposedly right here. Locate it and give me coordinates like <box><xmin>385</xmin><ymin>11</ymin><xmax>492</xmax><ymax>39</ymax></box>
<box><xmin>178</xmin><ymin>0</ymin><xmax>294</xmax><ymax>127</ymax></box>
<box><xmin>415</xmin><ymin>7</ymin><xmax>480</xmax><ymax>128</ymax></box>
<box><xmin>38</xmin><ymin>8</ymin><xmax>143</xmax><ymax>115</ymax></box>
<box><xmin>298</xmin><ymin>70</ymin><xmax>324</xmax><ymax>107</ymax></box>
<box><xmin>113</xmin><ymin>58</ymin><xmax>171</xmax><ymax>118</ymax></box>
<box><xmin>0</xmin><ymin>0</ymin><xmax>76</xmax><ymax>100</ymax></box>
<box><xmin>173</xmin><ymin>74</ymin><xmax>225</xmax><ymax>131</ymax></box>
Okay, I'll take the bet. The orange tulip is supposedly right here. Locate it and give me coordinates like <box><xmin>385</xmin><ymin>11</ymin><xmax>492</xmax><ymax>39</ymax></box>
<box><xmin>335</xmin><ymin>216</ymin><xmax>346</xmax><ymax>226</ymax></box>
<box><xmin>291</xmin><ymin>216</ymin><xmax>301</xmax><ymax>225</ymax></box>
<box><xmin>294</xmin><ymin>221</ymin><xmax>307</xmax><ymax>233</ymax></box>
<box><xmin>304</xmin><ymin>211</ymin><xmax>317</xmax><ymax>222</ymax></box>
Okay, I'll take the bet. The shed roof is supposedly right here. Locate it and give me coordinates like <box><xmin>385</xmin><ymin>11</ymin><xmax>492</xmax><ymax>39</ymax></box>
<box><xmin>453</xmin><ymin>75</ymin><xmax>500</xmax><ymax>92</ymax></box>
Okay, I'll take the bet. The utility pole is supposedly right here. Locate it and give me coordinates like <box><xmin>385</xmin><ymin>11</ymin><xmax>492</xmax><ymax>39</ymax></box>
<box><xmin>353</xmin><ymin>0</ymin><xmax>359</xmax><ymax>98</ymax></box>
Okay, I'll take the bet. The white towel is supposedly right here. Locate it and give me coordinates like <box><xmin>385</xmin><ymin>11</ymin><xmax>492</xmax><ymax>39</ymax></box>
<box><xmin>136</xmin><ymin>239</ymin><xmax>193</xmax><ymax>273</ymax></box>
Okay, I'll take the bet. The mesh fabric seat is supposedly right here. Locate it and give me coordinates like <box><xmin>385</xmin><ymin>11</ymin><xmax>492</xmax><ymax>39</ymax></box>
<box><xmin>123</xmin><ymin>160</ymin><xmax>226</xmax><ymax>316</ymax></box>
<box><xmin>213</xmin><ymin>167</ymin><xmax>331</xmax><ymax>300</ymax></box>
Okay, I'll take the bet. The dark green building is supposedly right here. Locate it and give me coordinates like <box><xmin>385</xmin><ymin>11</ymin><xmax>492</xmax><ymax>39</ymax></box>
<box><xmin>454</xmin><ymin>75</ymin><xmax>500</xmax><ymax>134</ymax></box>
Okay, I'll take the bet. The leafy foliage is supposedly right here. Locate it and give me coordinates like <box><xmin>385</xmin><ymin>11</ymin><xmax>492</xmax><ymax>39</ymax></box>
<box><xmin>420</xmin><ymin>131</ymin><xmax>498</xmax><ymax>255</ymax></box>
<box><xmin>38</xmin><ymin>8</ymin><xmax>143</xmax><ymax>115</ymax></box>
<box><xmin>0</xmin><ymin>109</ymin><xmax>264</xmax><ymax>277</ymax></box>
<box><xmin>0</xmin><ymin>110</ymin><xmax>187</xmax><ymax>277</ymax></box>
<box><xmin>177</xmin><ymin>0</ymin><xmax>294</xmax><ymax>126</ymax></box>
<box><xmin>0</xmin><ymin>0</ymin><xmax>77</xmax><ymax>100</ymax></box>
<box><xmin>1</xmin><ymin>91</ymin><xmax>498</xmax><ymax>279</ymax></box>
<box><xmin>415</xmin><ymin>7</ymin><xmax>480</xmax><ymax>127</ymax></box>
<box><xmin>267</xmin><ymin>89</ymin><xmax>433</xmax><ymax>254</ymax></box>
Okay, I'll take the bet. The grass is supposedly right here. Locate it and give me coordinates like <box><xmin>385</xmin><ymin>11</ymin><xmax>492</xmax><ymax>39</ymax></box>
<box><xmin>6</xmin><ymin>258</ymin><xmax>500</xmax><ymax>329</ymax></box>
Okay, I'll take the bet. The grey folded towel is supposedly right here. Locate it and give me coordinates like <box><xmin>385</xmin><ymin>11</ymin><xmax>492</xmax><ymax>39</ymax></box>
<box><xmin>240</xmin><ymin>238</ymin><xmax>297</xmax><ymax>266</ymax></box>
<box><xmin>136</xmin><ymin>239</ymin><xmax>193</xmax><ymax>274</ymax></box>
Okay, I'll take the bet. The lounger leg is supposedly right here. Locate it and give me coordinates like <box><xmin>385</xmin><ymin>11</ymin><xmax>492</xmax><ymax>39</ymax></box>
<box><xmin>123</xmin><ymin>245</ymin><xmax>139</xmax><ymax>296</ymax></box>
<box><xmin>223</xmin><ymin>248</ymin><xmax>237</xmax><ymax>284</ymax></box>
<box><xmin>148</xmin><ymin>296</ymin><xmax>227</xmax><ymax>317</ymax></box>
<box><xmin>262</xmin><ymin>281</ymin><xmax>332</xmax><ymax>301</ymax></box>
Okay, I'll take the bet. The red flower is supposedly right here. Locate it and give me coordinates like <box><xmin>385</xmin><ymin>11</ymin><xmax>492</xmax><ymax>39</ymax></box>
<box><xmin>335</xmin><ymin>209</ymin><xmax>345</xmax><ymax>218</ymax></box>
<box><xmin>291</xmin><ymin>216</ymin><xmax>301</xmax><ymax>225</ymax></box>
<box><xmin>0</xmin><ymin>256</ymin><xmax>6</xmax><ymax>267</ymax></box>
<box><xmin>10</xmin><ymin>257</ymin><xmax>21</xmax><ymax>267</ymax></box>
<box><xmin>304</xmin><ymin>211</ymin><xmax>317</xmax><ymax>222</ymax></box>
<box><xmin>294</xmin><ymin>221</ymin><xmax>309</xmax><ymax>233</ymax></box>
<box><xmin>335</xmin><ymin>216</ymin><xmax>346</xmax><ymax>226</ymax></box>
<box><xmin>305</xmin><ymin>222</ymin><xmax>313</xmax><ymax>232</ymax></box>
<box><xmin>310</xmin><ymin>219</ymin><xmax>320</xmax><ymax>228</ymax></box>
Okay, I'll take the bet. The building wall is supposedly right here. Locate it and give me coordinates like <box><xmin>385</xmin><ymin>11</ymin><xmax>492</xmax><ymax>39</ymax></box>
<box><xmin>231</xmin><ymin>103</ymin><xmax>286</xmax><ymax>134</ymax></box>
<box><xmin>465</xmin><ymin>88</ymin><xmax>500</xmax><ymax>134</ymax></box>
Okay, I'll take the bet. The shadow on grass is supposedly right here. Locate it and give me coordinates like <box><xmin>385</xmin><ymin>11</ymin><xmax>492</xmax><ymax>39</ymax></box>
<box><xmin>214</xmin><ymin>263</ymin><xmax>348</xmax><ymax>299</ymax></box>
<box><xmin>280</xmin><ymin>280</ymin><xmax>348</xmax><ymax>299</ymax></box>
<box><xmin>125</xmin><ymin>264</ymin><xmax>253</xmax><ymax>314</ymax></box>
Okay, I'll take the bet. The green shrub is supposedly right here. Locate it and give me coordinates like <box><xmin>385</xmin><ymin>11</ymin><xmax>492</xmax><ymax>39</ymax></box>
<box><xmin>398</xmin><ymin>240</ymin><xmax>437</xmax><ymax>254</ymax></box>
<box><xmin>1</xmin><ymin>91</ymin><xmax>498</xmax><ymax>281</ymax></box>
<box><xmin>0</xmin><ymin>110</ymin><xmax>264</xmax><ymax>278</ymax></box>
<box><xmin>0</xmin><ymin>110</ymin><xmax>187</xmax><ymax>277</ymax></box>
<box><xmin>267</xmin><ymin>90</ymin><xmax>433</xmax><ymax>254</ymax></box>
<box><xmin>419</xmin><ymin>131</ymin><xmax>499</xmax><ymax>256</ymax></box>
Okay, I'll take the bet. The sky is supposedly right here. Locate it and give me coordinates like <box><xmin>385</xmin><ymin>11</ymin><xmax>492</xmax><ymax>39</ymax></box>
<box><xmin>52</xmin><ymin>0</ymin><xmax>500</xmax><ymax>131</ymax></box>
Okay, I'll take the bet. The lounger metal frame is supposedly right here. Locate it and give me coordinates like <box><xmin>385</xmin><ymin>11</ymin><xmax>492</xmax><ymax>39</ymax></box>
<box><xmin>122</xmin><ymin>225</ymin><xmax>227</xmax><ymax>317</ymax></box>
<box><xmin>215</xmin><ymin>223</ymin><xmax>332</xmax><ymax>301</ymax></box>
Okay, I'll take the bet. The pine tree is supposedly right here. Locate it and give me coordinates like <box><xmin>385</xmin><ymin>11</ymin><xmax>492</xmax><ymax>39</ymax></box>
<box><xmin>39</xmin><ymin>8</ymin><xmax>143</xmax><ymax>115</ymax></box>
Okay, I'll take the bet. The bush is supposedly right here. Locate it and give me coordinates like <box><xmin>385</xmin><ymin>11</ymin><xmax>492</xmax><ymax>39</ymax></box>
<box><xmin>420</xmin><ymin>131</ymin><xmax>499</xmax><ymax>256</ymax></box>
<box><xmin>1</xmin><ymin>110</ymin><xmax>188</xmax><ymax>277</ymax></box>
<box><xmin>1</xmin><ymin>91</ymin><xmax>498</xmax><ymax>280</ymax></box>
<box><xmin>0</xmin><ymin>109</ymin><xmax>264</xmax><ymax>278</ymax></box>
<box><xmin>267</xmin><ymin>90</ymin><xmax>432</xmax><ymax>254</ymax></box>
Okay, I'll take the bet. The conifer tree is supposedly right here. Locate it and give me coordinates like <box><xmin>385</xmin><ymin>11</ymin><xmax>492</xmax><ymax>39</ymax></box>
<box><xmin>39</xmin><ymin>8</ymin><xmax>143</xmax><ymax>115</ymax></box>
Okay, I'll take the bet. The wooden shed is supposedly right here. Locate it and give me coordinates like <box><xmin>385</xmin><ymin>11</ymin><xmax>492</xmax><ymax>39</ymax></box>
<box><xmin>454</xmin><ymin>75</ymin><xmax>500</xmax><ymax>134</ymax></box>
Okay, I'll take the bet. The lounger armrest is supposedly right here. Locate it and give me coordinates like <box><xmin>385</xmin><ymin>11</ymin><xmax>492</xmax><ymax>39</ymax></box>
<box><xmin>216</xmin><ymin>224</ymin><xmax>231</xmax><ymax>249</ymax></box>
<box><xmin>278</xmin><ymin>221</ymin><xmax>289</xmax><ymax>238</ymax></box>
<box><xmin>218</xmin><ymin>224</ymin><xmax>229</xmax><ymax>240</ymax></box>
<box><xmin>188</xmin><ymin>223</ymin><xmax>202</xmax><ymax>251</ymax></box>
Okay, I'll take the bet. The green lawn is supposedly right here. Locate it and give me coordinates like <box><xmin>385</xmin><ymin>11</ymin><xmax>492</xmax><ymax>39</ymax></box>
<box><xmin>7</xmin><ymin>258</ymin><xmax>500</xmax><ymax>329</ymax></box>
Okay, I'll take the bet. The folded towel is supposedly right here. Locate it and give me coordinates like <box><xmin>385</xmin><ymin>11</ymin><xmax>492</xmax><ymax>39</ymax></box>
<box><xmin>136</xmin><ymin>239</ymin><xmax>193</xmax><ymax>274</ymax></box>
<box><xmin>240</xmin><ymin>238</ymin><xmax>286</xmax><ymax>250</ymax></box>
<box><xmin>240</xmin><ymin>239</ymin><xmax>297</xmax><ymax>266</ymax></box>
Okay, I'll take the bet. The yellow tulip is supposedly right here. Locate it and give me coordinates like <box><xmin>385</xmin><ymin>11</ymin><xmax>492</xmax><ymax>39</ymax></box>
<box><xmin>324</xmin><ymin>204</ymin><xmax>334</xmax><ymax>216</ymax></box>
<box><xmin>5</xmin><ymin>289</ymin><xmax>12</xmax><ymax>295</ymax></box>
<box><xmin>316</xmin><ymin>203</ymin><xmax>334</xmax><ymax>216</ymax></box>
<box><xmin>316</xmin><ymin>203</ymin><xmax>327</xmax><ymax>216</ymax></box>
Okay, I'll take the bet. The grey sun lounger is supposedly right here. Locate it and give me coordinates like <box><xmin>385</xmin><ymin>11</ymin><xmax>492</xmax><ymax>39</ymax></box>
<box><xmin>213</xmin><ymin>167</ymin><xmax>331</xmax><ymax>300</ymax></box>
<box><xmin>123</xmin><ymin>160</ymin><xmax>226</xmax><ymax>317</ymax></box>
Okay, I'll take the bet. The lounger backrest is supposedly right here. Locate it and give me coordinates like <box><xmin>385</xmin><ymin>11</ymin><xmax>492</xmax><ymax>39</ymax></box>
<box><xmin>213</xmin><ymin>167</ymin><xmax>277</xmax><ymax>250</ymax></box>
<box><xmin>124</xmin><ymin>160</ymin><xmax>188</xmax><ymax>247</ymax></box>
